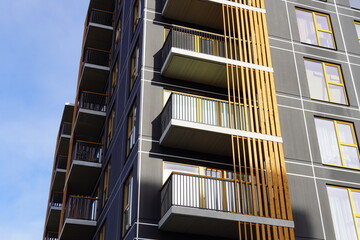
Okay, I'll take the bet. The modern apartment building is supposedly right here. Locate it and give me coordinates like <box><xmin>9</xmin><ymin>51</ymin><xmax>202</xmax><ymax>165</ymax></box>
<box><xmin>42</xmin><ymin>0</ymin><xmax>360</xmax><ymax>239</ymax></box>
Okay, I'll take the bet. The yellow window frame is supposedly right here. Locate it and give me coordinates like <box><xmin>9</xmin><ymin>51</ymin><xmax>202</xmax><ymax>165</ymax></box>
<box><xmin>317</xmin><ymin>117</ymin><xmax>360</xmax><ymax>170</ymax></box>
<box><xmin>304</xmin><ymin>58</ymin><xmax>348</xmax><ymax>105</ymax></box>
<box><xmin>355</xmin><ymin>21</ymin><xmax>360</xmax><ymax>42</ymax></box>
<box><xmin>122</xmin><ymin>173</ymin><xmax>133</xmax><ymax>237</ymax></box>
<box><xmin>107</xmin><ymin>108</ymin><xmax>115</xmax><ymax>146</ymax></box>
<box><xmin>297</xmin><ymin>8</ymin><xmax>336</xmax><ymax>48</ymax></box>
<box><xmin>102</xmin><ymin>163</ymin><xmax>111</xmax><ymax>207</ymax></box>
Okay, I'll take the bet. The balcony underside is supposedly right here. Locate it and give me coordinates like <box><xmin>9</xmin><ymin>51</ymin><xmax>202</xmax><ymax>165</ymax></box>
<box><xmin>159</xmin><ymin>206</ymin><xmax>294</xmax><ymax>238</ymax></box>
<box><xmin>67</xmin><ymin>160</ymin><xmax>102</xmax><ymax>195</ymax></box>
<box><xmin>58</xmin><ymin>135</ymin><xmax>70</xmax><ymax>156</ymax></box>
<box><xmin>52</xmin><ymin>169</ymin><xmax>66</xmax><ymax>192</ymax></box>
<box><xmin>46</xmin><ymin>206</ymin><xmax>62</xmax><ymax>232</ymax></box>
<box><xmin>60</xmin><ymin>218</ymin><xmax>97</xmax><ymax>240</ymax></box>
<box><xmin>161</xmin><ymin>48</ymin><xmax>226</xmax><ymax>88</ymax></box>
<box><xmin>74</xmin><ymin>109</ymin><xmax>106</xmax><ymax>140</ymax></box>
<box><xmin>163</xmin><ymin>0</ymin><xmax>223</xmax><ymax>30</ymax></box>
<box><xmin>160</xmin><ymin>119</ymin><xmax>232</xmax><ymax>156</ymax></box>
<box><xmin>79</xmin><ymin>64</ymin><xmax>109</xmax><ymax>93</ymax></box>
<box><xmin>84</xmin><ymin>23</ymin><xmax>113</xmax><ymax>51</ymax></box>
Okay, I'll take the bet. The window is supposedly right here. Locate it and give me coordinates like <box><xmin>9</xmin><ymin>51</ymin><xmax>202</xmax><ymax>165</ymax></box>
<box><xmin>99</xmin><ymin>222</ymin><xmax>106</xmax><ymax>240</ymax></box>
<box><xmin>295</xmin><ymin>9</ymin><xmax>335</xmax><ymax>48</ymax></box>
<box><xmin>115</xmin><ymin>16</ymin><xmax>121</xmax><ymax>49</ymax></box>
<box><xmin>127</xmin><ymin>102</ymin><xmax>137</xmax><ymax>156</ymax></box>
<box><xmin>304</xmin><ymin>59</ymin><xmax>347</xmax><ymax>104</ymax></box>
<box><xmin>102</xmin><ymin>162</ymin><xmax>111</xmax><ymax>207</ymax></box>
<box><xmin>111</xmin><ymin>60</ymin><xmax>118</xmax><ymax>96</ymax></box>
<box><xmin>130</xmin><ymin>43</ymin><xmax>139</xmax><ymax>92</ymax></box>
<box><xmin>327</xmin><ymin>186</ymin><xmax>360</xmax><ymax>240</ymax></box>
<box><xmin>355</xmin><ymin>22</ymin><xmax>360</xmax><ymax>44</ymax></box>
<box><xmin>107</xmin><ymin>107</ymin><xmax>115</xmax><ymax>146</ymax></box>
<box><xmin>315</xmin><ymin>118</ymin><xmax>360</xmax><ymax>169</ymax></box>
<box><xmin>350</xmin><ymin>0</ymin><xmax>360</xmax><ymax>9</ymax></box>
<box><xmin>133</xmin><ymin>0</ymin><xmax>140</xmax><ymax>33</ymax></box>
<box><xmin>122</xmin><ymin>174</ymin><xmax>133</xmax><ymax>237</ymax></box>
<box><xmin>117</xmin><ymin>0</ymin><xmax>121</xmax><ymax>9</ymax></box>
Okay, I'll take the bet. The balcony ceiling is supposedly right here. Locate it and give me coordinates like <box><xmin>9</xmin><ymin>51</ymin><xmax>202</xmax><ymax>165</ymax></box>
<box><xmin>163</xmin><ymin>0</ymin><xmax>223</xmax><ymax>30</ymax></box>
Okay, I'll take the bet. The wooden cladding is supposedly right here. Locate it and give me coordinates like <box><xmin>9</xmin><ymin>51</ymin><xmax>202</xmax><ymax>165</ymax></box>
<box><xmin>222</xmin><ymin>2</ymin><xmax>295</xmax><ymax>239</ymax></box>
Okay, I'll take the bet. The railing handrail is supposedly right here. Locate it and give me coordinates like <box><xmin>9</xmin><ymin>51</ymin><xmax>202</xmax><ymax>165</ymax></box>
<box><xmin>86</xmin><ymin>47</ymin><xmax>111</xmax><ymax>54</ymax></box>
<box><xmin>171</xmin><ymin>24</ymin><xmax>224</xmax><ymax>38</ymax></box>
<box><xmin>72</xmin><ymin>141</ymin><xmax>103</xmax><ymax>163</ymax></box>
<box><xmin>75</xmin><ymin>140</ymin><xmax>102</xmax><ymax>145</ymax></box>
<box><xmin>90</xmin><ymin>8</ymin><xmax>114</xmax><ymax>15</ymax></box>
<box><xmin>78</xmin><ymin>91</ymin><xmax>107</xmax><ymax>112</ymax></box>
<box><xmin>81</xmin><ymin>90</ymin><xmax>107</xmax><ymax>96</ymax></box>
<box><xmin>68</xmin><ymin>195</ymin><xmax>98</xmax><ymax>200</ymax></box>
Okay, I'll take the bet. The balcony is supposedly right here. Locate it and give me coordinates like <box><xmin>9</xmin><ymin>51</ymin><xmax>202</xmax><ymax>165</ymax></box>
<box><xmin>73</xmin><ymin>91</ymin><xmax>106</xmax><ymax>140</ymax></box>
<box><xmin>162</xmin><ymin>0</ymin><xmax>223</xmax><ymax>30</ymax></box>
<box><xmin>160</xmin><ymin>93</ymin><xmax>253</xmax><ymax>156</ymax></box>
<box><xmin>51</xmin><ymin>156</ymin><xmax>68</xmax><ymax>192</ymax></box>
<box><xmin>160</xmin><ymin>173</ymin><xmax>294</xmax><ymax>238</ymax></box>
<box><xmin>79</xmin><ymin>48</ymin><xmax>110</xmax><ymax>93</ymax></box>
<box><xmin>59</xmin><ymin>196</ymin><xmax>98</xmax><ymax>240</ymax></box>
<box><xmin>44</xmin><ymin>232</ymin><xmax>58</xmax><ymax>240</ymax></box>
<box><xmin>57</xmin><ymin>122</ymin><xmax>72</xmax><ymax>156</ymax></box>
<box><xmin>84</xmin><ymin>9</ymin><xmax>113</xmax><ymax>51</ymax></box>
<box><xmin>46</xmin><ymin>192</ymin><xmax>63</xmax><ymax>232</ymax></box>
<box><xmin>162</xmin><ymin>26</ymin><xmax>227</xmax><ymax>88</ymax></box>
<box><xmin>66</xmin><ymin>141</ymin><xmax>102</xmax><ymax>195</ymax></box>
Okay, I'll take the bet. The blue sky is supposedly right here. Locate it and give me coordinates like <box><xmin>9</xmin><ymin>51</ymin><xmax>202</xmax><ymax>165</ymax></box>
<box><xmin>0</xmin><ymin>0</ymin><xmax>88</xmax><ymax>239</ymax></box>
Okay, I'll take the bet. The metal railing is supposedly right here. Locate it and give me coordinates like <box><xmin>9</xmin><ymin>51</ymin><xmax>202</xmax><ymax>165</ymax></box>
<box><xmin>60</xmin><ymin>122</ymin><xmax>72</xmax><ymax>136</ymax></box>
<box><xmin>72</xmin><ymin>141</ymin><xmax>103</xmax><ymax>163</ymax></box>
<box><xmin>55</xmin><ymin>155</ymin><xmax>67</xmax><ymax>170</ymax></box>
<box><xmin>161</xmin><ymin>172</ymin><xmax>261</xmax><ymax>217</ymax></box>
<box><xmin>83</xmin><ymin>48</ymin><xmax>110</xmax><ymax>67</ymax></box>
<box><xmin>78</xmin><ymin>91</ymin><xmax>107</xmax><ymax>112</ymax></box>
<box><xmin>87</xmin><ymin>8</ymin><xmax>113</xmax><ymax>27</ymax></box>
<box><xmin>161</xmin><ymin>93</ymin><xmax>250</xmax><ymax>132</ymax></box>
<box><xmin>162</xmin><ymin>26</ymin><xmax>225</xmax><ymax>65</ymax></box>
<box><xmin>65</xmin><ymin>196</ymin><xmax>98</xmax><ymax>221</ymax></box>
<box><xmin>50</xmin><ymin>192</ymin><xmax>63</xmax><ymax>208</ymax></box>
<box><xmin>44</xmin><ymin>232</ymin><xmax>58</xmax><ymax>240</ymax></box>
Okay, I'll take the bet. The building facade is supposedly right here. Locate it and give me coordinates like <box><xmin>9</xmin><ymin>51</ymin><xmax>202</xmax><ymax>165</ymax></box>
<box><xmin>43</xmin><ymin>0</ymin><xmax>360</xmax><ymax>240</ymax></box>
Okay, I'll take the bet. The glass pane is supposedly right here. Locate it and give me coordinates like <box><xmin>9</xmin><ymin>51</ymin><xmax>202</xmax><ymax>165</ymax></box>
<box><xmin>316</xmin><ymin>14</ymin><xmax>330</xmax><ymax>31</ymax></box>
<box><xmin>296</xmin><ymin>10</ymin><xmax>317</xmax><ymax>45</ymax></box>
<box><xmin>163</xmin><ymin>162</ymin><xmax>199</xmax><ymax>182</ymax></box>
<box><xmin>315</xmin><ymin>118</ymin><xmax>342</xmax><ymax>165</ymax></box>
<box><xmin>338</xmin><ymin>123</ymin><xmax>355</xmax><ymax>144</ymax></box>
<box><xmin>342</xmin><ymin>146</ymin><xmax>360</xmax><ymax>168</ymax></box>
<box><xmin>356</xmin><ymin>23</ymin><xmax>360</xmax><ymax>38</ymax></box>
<box><xmin>318</xmin><ymin>31</ymin><xmax>335</xmax><ymax>48</ymax></box>
<box><xmin>325</xmin><ymin>65</ymin><xmax>341</xmax><ymax>83</ymax></box>
<box><xmin>352</xmin><ymin>191</ymin><xmax>360</xmax><ymax>214</ymax></box>
<box><xmin>304</xmin><ymin>60</ymin><xmax>328</xmax><ymax>101</ymax></box>
<box><xmin>350</xmin><ymin>0</ymin><xmax>360</xmax><ymax>9</ymax></box>
<box><xmin>327</xmin><ymin>186</ymin><xmax>357</xmax><ymax>240</ymax></box>
<box><xmin>329</xmin><ymin>84</ymin><xmax>346</xmax><ymax>104</ymax></box>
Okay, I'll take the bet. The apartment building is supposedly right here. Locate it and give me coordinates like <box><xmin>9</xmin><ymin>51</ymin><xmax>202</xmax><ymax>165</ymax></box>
<box><xmin>42</xmin><ymin>0</ymin><xmax>360</xmax><ymax>239</ymax></box>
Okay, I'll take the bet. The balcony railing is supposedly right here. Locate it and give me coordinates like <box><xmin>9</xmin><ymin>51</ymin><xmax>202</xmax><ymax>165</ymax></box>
<box><xmin>161</xmin><ymin>93</ymin><xmax>251</xmax><ymax>132</ymax></box>
<box><xmin>55</xmin><ymin>155</ymin><xmax>68</xmax><ymax>170</ymax></box>
<box><xmin>60</xmin><ymin>122</ymin><xmax>72</xmax><ymax>136</ymax></box>
<box><xmin>65</xmin><ymin>196</ymin><xmax>98</xmax><ymax>221</ymax></box>
<box><xmin>161</xmin><ymin>172</ymin><xmax>262</xmax><ymax>217</ymax></box>
<box><xmin>83</xmin><ymin>48</ymin><xmax>110</xmax><ymax>67</ymax></box>
<box><xmin>50</xmin><ymin>192</ymin><xmax>63</xmax><ymax>208</ymax></box>
<box><xmin>44</xmin><ymin>232</ymin><xmax>58</xmax><ymax>240</ymax></box>
<box><xmin>87</xmin><ymin>8</ymin><xmax>113</xmax><ymax>27</ymax></box>
<box><xmin>72</xmin><ymin>141</ymin><xmax>103</xmax><ymax>163</ymax></box>
<box><xmin>78</xmin><ymin>91</ymin><xmax>107</xmax><ymax>112</ymax></box>
<box><xmin>162</xmin><ymin>26</ymin><xmax>225</xmax><ymax>65</ymax></box>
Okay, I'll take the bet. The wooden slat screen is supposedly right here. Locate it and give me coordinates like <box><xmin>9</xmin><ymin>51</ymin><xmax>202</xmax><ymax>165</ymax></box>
<box><xmin>223</xmin><ymin>1</ymin><xmax>295</xmax><ymax>239</ymax></box>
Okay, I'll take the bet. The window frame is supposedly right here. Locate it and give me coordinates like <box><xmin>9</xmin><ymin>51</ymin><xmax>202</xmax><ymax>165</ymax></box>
<box><xmin>122</xmin><ymin>173</ymin><xmax>133</xmax><ymax>237</ymax></box>
<box><xmin>133</xmin><ymin>0</ymin><xmax>140</xmax><ymax>33</ymax></box>
<box><xmin>126</xmin><ymin>102</ymin><xmax>137</xmax><ymax>156</ymax></box>
<box><xmin>99</xmin><ymin>221</ymin><xmax>106</xmax><ymax>240</ymax></box>
<box><xmin>115</xmin><ymin>15</ymin><xmax>121</xmax><ymax>49</ymax></box>
<box><xmin>355</xmin><ymin>21</ymin><xmax>360</xmax><ymax>44</ymax></box>
<box><xmin>304</xmin><ymin>58</ymin><xmax>348</xmax><ymax>105</ymax></box>
<box><xmin>327</xmin><ymin>185</ymin><xmax>360</xmax><ymax>239</ymax></box>
<box><xmin>295</xmin><ymin>8</ymin><xmax>336</xmax><ymax>49</ymax></box>
<box><xmin>107</xmin><ymin>107</ymin><xmax>115</xmax><ymax>147</ymax></box>
<box><xmin>315</xmin><ymin>117</ymin><xmax>360</xmax><ymax>170</ymax></box>
<box><xmin>350</xmin><ymin>0</ymin><xmax>360</xmax><ymax>10</ymax></box>
<box><xmin>102</xmin><ymin>162</ymin><xmax>111</xmax><ymax>207</ymax></box>
<box><xmin>111</xmin><ymin>59</ymin><xmax>118</xmax><ymax>96</ymax></box>
<box><xmin>129</xmin><ymin>42</ymin><xmax>139</xmax><ymax>92</ymax></box>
